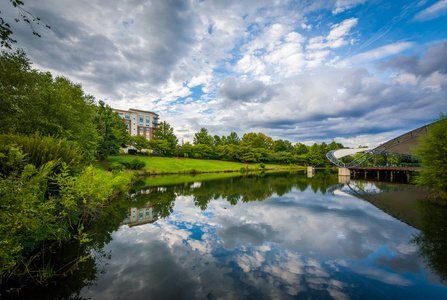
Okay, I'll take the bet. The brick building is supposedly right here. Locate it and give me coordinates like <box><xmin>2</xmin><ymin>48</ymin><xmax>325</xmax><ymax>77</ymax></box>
<box><xmin>113</xmin><ymin>108</ymin><xmax>159</xmax><ymax>140</ymax></box>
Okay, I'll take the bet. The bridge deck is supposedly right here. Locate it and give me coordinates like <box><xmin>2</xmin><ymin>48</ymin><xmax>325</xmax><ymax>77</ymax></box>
<box><xmin>349</xmin><ymin>166</ymin><xmax>422</xmax><ymax>172</ymax></box>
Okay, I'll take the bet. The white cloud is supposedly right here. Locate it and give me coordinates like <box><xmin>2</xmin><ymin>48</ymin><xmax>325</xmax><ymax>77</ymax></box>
<box><xmin>307</xmin><ymin>18</ymin><xmax>358</xmax><ymax>50</ymax></box>
<box><xmin>341</xmin><ymin>41</ymin><xmax>415</xmax><ymax>66</ymax></box>
<box><xmin>332</xmin><ymin>0</ymin><xmax>367</xmax><ymax>15</ymax></box>
<box><xmin>414</xmin><ymin>0</ymin><xmax>447</xmax><ymax>21</ymax></box>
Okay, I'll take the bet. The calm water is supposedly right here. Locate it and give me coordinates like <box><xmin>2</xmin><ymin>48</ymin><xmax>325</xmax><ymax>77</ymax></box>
<box><xmin>16</xmin><ymin>172</ymin><xmax>447</xmax><ymax>299</ymax></box>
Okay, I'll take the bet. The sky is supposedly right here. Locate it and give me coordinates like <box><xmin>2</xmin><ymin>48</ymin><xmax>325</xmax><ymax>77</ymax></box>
<box><xmin>2</xmin><ymin>0</ymin><xmax>447</xmax><ymax>147</ymax></box>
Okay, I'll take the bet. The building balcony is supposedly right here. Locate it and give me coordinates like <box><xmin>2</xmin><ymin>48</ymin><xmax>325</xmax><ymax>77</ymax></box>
<box><xmin>153</xmin><ymin>120</ymin><xmax>159</xmax><ymax>125</ymax></box>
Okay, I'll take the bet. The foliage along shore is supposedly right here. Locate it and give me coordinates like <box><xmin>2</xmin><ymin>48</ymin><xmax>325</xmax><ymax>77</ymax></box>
<box><xmin>0</xmin><ymin>134</ymin><xmax>137</xmax><ymax>292</ymax></box>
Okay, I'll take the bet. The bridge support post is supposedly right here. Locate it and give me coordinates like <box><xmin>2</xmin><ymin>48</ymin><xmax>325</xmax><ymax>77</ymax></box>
<box><xmin>338</xmin><ymin>168</ymin><xmax>350</xmax><ymax>177</ymax></box>
<box><xmin>307</xmin><ymin>167</ymin><xmax>315</xmax><ymax>178</ymax></box>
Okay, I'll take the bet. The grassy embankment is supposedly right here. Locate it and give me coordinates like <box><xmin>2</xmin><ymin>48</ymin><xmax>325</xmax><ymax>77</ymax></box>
<box><xmin>95</xmin><ymin>155</ymin><xmax>306</xmax><ymax>174</ymax></box>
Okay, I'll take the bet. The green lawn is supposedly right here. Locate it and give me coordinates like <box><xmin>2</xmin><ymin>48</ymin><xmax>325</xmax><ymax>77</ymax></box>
<box><xmin>96</xmin><ymin>155</ymin><xmax>305</xmax><ymax>174</ymax></box>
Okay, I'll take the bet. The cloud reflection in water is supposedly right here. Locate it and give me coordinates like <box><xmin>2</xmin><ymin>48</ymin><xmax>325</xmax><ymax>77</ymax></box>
<box><xmin>81</xmin><ymin>180</ymin><xmax>445</xmax><ymax>299</ymax></box>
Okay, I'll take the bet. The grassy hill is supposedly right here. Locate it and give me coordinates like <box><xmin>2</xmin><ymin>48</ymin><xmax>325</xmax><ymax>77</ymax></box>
<box><xmin>96</xmin><ymin>155</ymin><xmax>305</xmax><ymax>174</ymax></box>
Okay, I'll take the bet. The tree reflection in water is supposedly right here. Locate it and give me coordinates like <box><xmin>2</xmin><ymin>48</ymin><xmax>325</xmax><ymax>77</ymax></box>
<box><xmin>414</xmin><ymin>200</ymin><xmax>447</xmax><ymax>283</ymax></box>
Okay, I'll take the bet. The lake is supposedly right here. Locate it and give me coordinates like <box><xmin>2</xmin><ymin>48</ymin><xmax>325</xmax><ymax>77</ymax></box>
<box><xmin>17</xmin><ymin>171</ymin><xmax>447</xmax><ymax>299</ymax></box>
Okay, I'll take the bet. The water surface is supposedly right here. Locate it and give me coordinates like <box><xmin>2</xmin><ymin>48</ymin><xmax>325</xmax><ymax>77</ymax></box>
<box><xmin>20</xmin><ymin>172</ymin><xmax>447</xmax><ymax>299</ymax></box>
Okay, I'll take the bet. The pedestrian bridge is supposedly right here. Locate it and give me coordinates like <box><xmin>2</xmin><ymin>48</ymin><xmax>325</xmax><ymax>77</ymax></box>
<box><xmin>326</xmin><ymin>122</ymin><xmax>436</xmax><ymax>168</ymax></box>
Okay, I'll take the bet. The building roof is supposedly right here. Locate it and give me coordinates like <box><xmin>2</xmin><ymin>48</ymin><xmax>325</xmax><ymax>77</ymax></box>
<box><xmin>129</xmin><ymin>108</ymin><xmax>159</xmax><ymax>116</ymax></box>
<box><xmin>112</xmin><ymin>107</ymin><xmax>159</xmax><ymax>116</ymax></box>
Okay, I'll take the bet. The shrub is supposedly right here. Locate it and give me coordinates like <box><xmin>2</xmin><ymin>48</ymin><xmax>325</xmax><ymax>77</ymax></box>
<box><xmin>239</xmin><ymin>167</ymin><xmax>246</xmax><ymax>173</ymax></box>
<box><xmin>120</xmin><ymin>158</ymin><xmax>146</xmax><ymax>170</ymax></box>
<box><xmin>0</xmin><ymin>133</ymin><xmax>84</xmax><ymax>176</ymax></box>
<box><xmin>259</xmin><ymin>163</ymin><xmax>266</xmax><ymax>169</ymax></box>
<box><xmin>108</xmin><ymin>162</ymin><xmax>125</xmax><ymax>172</ymax></box>
<box><xmin>130</xmin><ymin>158</ymin><xmax>146</xmax><ymax>170</ymax></box>
<box><xmin>128</xmin><ymin>149</ymin><xmax>138</xmax><ymax>155</ymax></box>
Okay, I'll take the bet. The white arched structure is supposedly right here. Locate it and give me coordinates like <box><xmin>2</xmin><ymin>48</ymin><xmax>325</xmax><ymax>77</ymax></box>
<box><xmin>326</xmin><ymin>121</ymin><xmax>436</xmax><ymax>168</ymax></box>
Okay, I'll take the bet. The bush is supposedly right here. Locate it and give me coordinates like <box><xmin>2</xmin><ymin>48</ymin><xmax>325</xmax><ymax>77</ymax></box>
<box><xmin>130</xmin><ymin>158</ymin><xmax>146</xmax><ymax>170</ymax></box>
<box><xmin>128</xmin><ymin>149</ymin><xmax>138</xmax><ymax>155</ymax></box>
<box><xmin>239</xmin><ymin>167</ymin><xmax>247</xmax><ymax>173</ymax></box>
<box><xmin>120</xmin><ymin>158</ymin><xmax>146</xmax><ymax>170</ymax></box>
<box><xmin>0</xmin><ymin>133</ymin><xmax>84</xmax><ymax>176</ymax></box>
<box><xmin>108</xmin><ymin>162</ymin><xmax>125</xmax><ymax>172</ymax></box>
<box><xmin>259</xmin><ymin>163</ymin><xmax>266</xmax><ymax>169</ymax></box>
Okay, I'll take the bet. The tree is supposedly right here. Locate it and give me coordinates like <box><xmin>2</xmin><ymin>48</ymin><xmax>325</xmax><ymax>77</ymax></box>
<box><xmin>1</xmin><ymin>1</ymin><xmax>50</xmax><ymax>49</ymax></box>
<box><xmin>194</xmin><ymin>128</ymin><xmax>213</xmax><ymax>146</ymax></box>
<box><xmin>328</xmin><ymin>141</ymin><xmax>340</xmax><ymax>152</ymax></box>
<box><xmin>193</xmin><ymin>144</ymin><xmax>213</xmax><ymax>158</ymax></box>
<box><xmin>241</xmin><ymin>132</ymin><xmax>273</xmax><ymax>149</ymax></box>
<box><xmin>152</xmin><ymin>121</ymin><xmax>178</xmax><ymax>155</ymax></box>
<box><xmin>130</xmin><ymin>135</ymin><xmax>149</xmax><ymax>153</ymax></box>
<box><xmin>149</xmin><ymin>139</ymin><xmax>170</xmax><ymax>154</ymax></box>
<box><xmin>181</xmin><ymin>142</ymin><xmax>194</xmax><ymax>158</ymax></box>
<box><xmin>273</xmin><ymin>139</ymin><xmax>293</xmax><ymax>153</ymax></box>
<box><xmin>213</xmin><ymin>135</ymin><xmax>222</xmax><ymax>147</ymax></box>
<box><xmin>0</xmin><ymin>50</ymin><xmax>99</xmax><ymax>161</ymax></box>
<box><xmin>95</xmin><ymin>100</ymin><xmax>128</xmax><ymax>160</ymax></box>
<box><xmin>416</xmin><ymin>114</ymin><xmax>447</xmax><ymax>201</ymax></box>
<box><xmin>226</xmin><ymin>132</ymin><xmax>241</xmax><ymax>145</ymax></box>
<box><xmin>294</xmin><ymin>143</ymin><xmax>309</xmax><ymax>155</ymax></box>
<box><xmin>307</xmin><ymin>143</ymin><xmax>325</xmax><ymax>166</ymax></box>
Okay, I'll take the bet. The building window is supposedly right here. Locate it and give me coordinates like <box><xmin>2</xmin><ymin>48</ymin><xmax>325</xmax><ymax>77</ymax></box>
<box><xmin>125</xmin><ymin>114</ymin><xmax>130</xmax><ymax>119</ymax></box>
<box><xmin>118</xmin><ymin>113</ymin><xmax>123</xmax><ymax>118</ymax></box>
<box><xmin>146</xmin><ymin>128</ymin><xmax>150</xmax><ymax>131</ymax></box>
<box><xmin>139</xmin><ymin>116</ymin><xmax>143</xmax><ymax>126</ymax></box>
<box><xmin>146</xmin><ymin>116</ymin><xmax>150</xmax><ymax>126</ymax></box>
<box><xmin>125</xmin><ymin>120</ymin><xmax>130</xmax><ymax>129</ymax></box>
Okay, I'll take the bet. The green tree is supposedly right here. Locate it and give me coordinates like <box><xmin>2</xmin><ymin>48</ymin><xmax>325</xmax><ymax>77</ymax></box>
<box><xmin>152</xmin><ymin>121</ymin><xmax>178</xmax><ymax>155</ymax></box>
<box><xmin>0</xmin><ymin>50</ymin><xmax>99</xmax><ymax>161</ymax></box>
<box><xmin>294</xmin><ymin>143</ymin><xmax>309</xmax><ymax>155</ymax></box>
<box><xmin>95</xmin><ymin>100</ymin><xmax>128</xmax><ymax>160</ymax></box>
<box><xmin>130</xmin><ymin>135</ymin><xmax>149</xmax><ymax>153</ymax></box>
<box><xmin>149</xmin><ymin>139</ymin><xmax>170</xmax><ymax>154</ymax></box>
<box><xmin>241</xmin><ymin>132</ymin><xmax>273</xmax><ymax>149</ymax></box>
<box><xmin>194</xmin><ymin>128</ymin><xmax>213</xmax><ymax>146</ymax></box>
<box><xmin>273</xmin><ymin>139</ymin><xmax>293</xmax><ymax>153</ymax></box>
<box><xmin>226</xmin><ymin>132</ymin><xmax>241</xmax><ymax>145</ymax></box>
<box><xmin>215</xmin><ymin>144</ymin><xmax>241</xmax><ymax>161</ymax></box>
<box><xmin>193</xmin><ymin>144</ymin><xmax>213</xmax><ymax>158</ymax></box>
<box><xmin>328</xmin><ymin>141</ymin><xmax>340</xmax><ymax>151</ymax></box>
<box><xmin>416</xmin><ymin>114</ymin><xmax>447</xmax><ymax>201</ymax></box>
<box><xmin>181</xmin><ymin>142</ymin><xmax>194</xmax><ymax>158</ymax></box>
<box><xmin>307</xmin><ymin>143</ymin><xmax>325</xmax><ymax>166</ymax></box>
<box><xmin>213</xmin><ymin>135</ymin><xmax>222</xmax><ymax>146</ymax></box>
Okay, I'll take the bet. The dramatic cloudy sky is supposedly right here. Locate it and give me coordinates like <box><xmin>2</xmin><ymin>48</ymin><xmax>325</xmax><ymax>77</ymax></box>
<box><xmin>2</xmin><ymin>0</ymin><xmax>447</xmax><ymax>146</ymax></box>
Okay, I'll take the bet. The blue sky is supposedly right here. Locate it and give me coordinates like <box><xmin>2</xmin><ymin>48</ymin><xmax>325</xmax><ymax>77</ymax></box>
<box><xmin>2</xmin><ymin>0</ymin><xmax>447</xmax><ymax>147</ymax></box>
